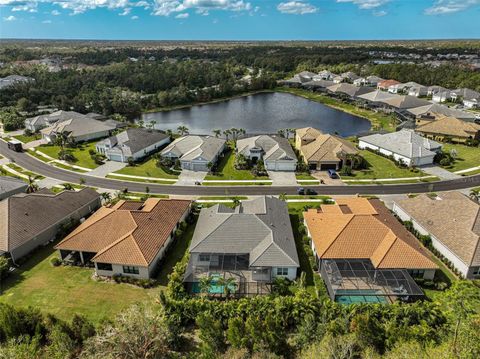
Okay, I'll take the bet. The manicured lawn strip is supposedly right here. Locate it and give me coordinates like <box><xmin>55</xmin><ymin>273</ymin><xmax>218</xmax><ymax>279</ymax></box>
<box><xmin>202</xmin><ymin>182</ymin><xmax>272</xmax><ymax>186</ymax></box>
<box><xmin>197</xmin><ymin>196</ymin><xmax>248</xmax><ymax>200</ymax></box>
<box><xmin>37</xmin><ymin>142</ymin><xmax>99</xmax><ymax>169</ymax></box>
<box><xmin>295</xmin><ymin>173</ymin><xmax>317</xmax><ymax>180</ymax></box>
<box><xmin>341</xmin><ymin>150</ymin><xmax>428</xmax><ymax>180</ymax></box>
<box><xmin>285</xmin><ymin>195</ymin><xmax>331</xmax><ymax>200</ymax></box>
<box><xmin>205</xmin><ymin>149</ymin><xmax>269</xmax><ymax>181</ymax></box>
<box><xmin>124</xmin><ymin>192</ymin><xmax>169</xmax><ymax>199</ymax></box>
<box><xmin>114</xmin><ymin>158</ymin><xmax>179</xmax><ymax>179</ymax></box>
<box><xmin>0</xmin><ymin>244</ymin><xmax>154</xmax><ymax>324</ymax></box>
<box><xmin>441</xmin><ymin>143</ymin><xmax>480</xmax><ymax>172</ymax></box>
<box><xmin>5</xmin><ymin>163</ymin><xmax>45</xmax><ymax>179</ymax></box>
<box><xmin>277</xmin><ymin>87</ymin><xmax>397</xmax><ymax>132</ymax></box>
<box><xmin>461</xmin><ymin>169</ymin><xmax>480</xmax><ymax>176</ymax></box>
<box><xmin>52</xmin><ymin>162</ymin><xmax>89</xmax><ymax>173</ymax></box>
<box><xmin>345</xmin><ymin>177</ymin><xmax>439</xmax><ymax>185</ymax></box>
<box><xmin>13</xmin><ymin>133</ymin><xmax>41</xmax><ymax>143</ymax></box>
<box><xmin>106</xmin><ymin>174</ymin><xmax>176</xmax><ymax>185</ymax></box>
<box><xmin>27</xmin><ymin>149</ymin><xmax>51</xmax><ymax>162</ymax></box>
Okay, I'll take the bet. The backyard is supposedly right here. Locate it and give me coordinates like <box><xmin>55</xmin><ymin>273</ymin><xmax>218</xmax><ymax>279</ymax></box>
<box><xmin>13</xmin><ymin>133</ymin><xmax>41</xmax><ymax>143</ymax></box>
<box><xmin>113</xmin><ymin>157</ymin><xmax>179</xmax><ymax>179</ymax></box>
<box><xmin>204</xmin><ymin>148</ymin><xmax>270</xmax><ymax>181</ymax></box>
<box><xmin>341</xmin><ymin>150</ymin><xmax>430</xmax><ymax>180</ymax></box>
<box><xmin>36</xmin><ymin>142</ymin><xmax>100</xmax><ymax>169</ymax></box>
<box><xmin>441</xmin><ymin>143</ymin><xmax>480</xmax><ymax>172</ymax></box>
<box><xmin>277</xmin><ymin>87</ymin><xmax>397</xmax><ymax>132</ymax></box>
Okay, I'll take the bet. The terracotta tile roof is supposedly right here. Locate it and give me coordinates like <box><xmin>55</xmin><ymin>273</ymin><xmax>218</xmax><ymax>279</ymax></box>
<box><xmin>416</xmin><ymin>115</ymin><xmax>480</xmax><ymax>139</ymax></box>
<box><xmin>299</xmin><ymin>130</ymin><xmax>358</xmax><ymax>163</ymax></box>
<box><xmin>395</xmin><ymin>192</ymin><xmax>480</xmax><ymax>266</ymax></box>
<box><xmin>304</xmin><ymin>197</ymin><xmax>437</xmax><ymax>270</ymax></box>
<box><xmin>55</xmin><ymin>199</ymin><xmax>191</xmax><ymax>266</ymax></box>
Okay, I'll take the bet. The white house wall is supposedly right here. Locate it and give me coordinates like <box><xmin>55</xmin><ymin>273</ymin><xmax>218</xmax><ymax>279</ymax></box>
<box><xmin>271</xmin><ymin>267</ymin><xmax>297</xmax><ymax>281</ymax></box>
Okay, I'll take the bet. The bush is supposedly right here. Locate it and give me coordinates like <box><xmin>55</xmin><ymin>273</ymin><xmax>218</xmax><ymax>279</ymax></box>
<box><xmin>0</xmin><ymin>256</ymin><xmax>10</xmax><ymax>280</ymax></box>
<box><xmin>50</xmin><ymin>257</ymin><xmax>62</xmax><ymax>267</ymax></box>
<box><xmin>112</xmin><ymin>274</ymin><xmax>157</xmax><ymax>288</ymax></box>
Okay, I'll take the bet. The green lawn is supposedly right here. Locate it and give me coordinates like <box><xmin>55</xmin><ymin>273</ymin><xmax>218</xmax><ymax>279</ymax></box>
<box><xmin>441</xmin><ymin>143</ymin><xmax>480</xmax><ymax>172</ymax></box>
<box><xmin>341</xmin><ymin>150</ymin><xmax>428</xmax><ymax>180</ymax></box>
<box><xmin>28</xmin><ymin>149</ymin><xmax>51</xmax><ymax>162</ymax></box>
<box><xmin>204</xmin><ymin>149</ymin><xmax>269</xmax><ymax>181</ymax></box>
<box><xmin>277</xmin><ymin>87</ymin><xmax>397</xmax><ymax>132</ymax></box>
<box><xmin>202</xmin><ymin>181</ymin><xmax>272</xmax><ymax>186</ymax></box>
<box><xmin>13</xmin><ymin>133</ymin><xmax>41</xmax><ymax>143</ymax></box>
<box><xmin>0</xmin><ymin>244</ymin><xmax>155</xmax><ymax>324</ymax></box>
<box><xmin>52</xmin><ymin>162</ymin><xmax>89</xmax><ymax>173</ymax></box>
<box><xmin>106</xmin><ymin>174</ymin><xmax>176</xmax><ymax>185</ymax></box>
<box><xmin>295</xmin><ymin>173</ymin><xmax>317</xmax><ymax>180</ymax></box>
<box><xmin>5</xmin><ymin>163</ymin><xmax>45</xmax><ymax>179</ymax></box>
<box><xmin>114</xmin><ymin>158</ymin><xmax>179</xmax><ymax>179</ymax></box>
<box><xmin>37</xmin><ymin>142</ymin><xmax>100</xmax><ymax>169</ymax></box>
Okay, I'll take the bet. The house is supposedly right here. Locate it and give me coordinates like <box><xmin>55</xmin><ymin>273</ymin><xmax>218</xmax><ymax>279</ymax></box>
<box><xmin>354</xmin><ymin>75</ymin><xmax>384</xmax><ymax>87</ymax></box>
<box><xmin>356</xmin><ymin>90</ymin><xmax>401</xmax><ymax>108</ymax></box>
<box><xmin>432</xmin><ymin>90</ymin><xmax>453</xmax><ymax>103</ymax></box>
<box><xmin>314</xmin><ymin>70</ymin><xmax>338</xmax><ymax>81</ymax></box>
<box><xmin>0</xmin><ymin>176</ymin><xmax>27</xmax><ymax>201</ymax></box>
<box><xmin>282</xmin><ymin>71</ymin><xmax>317</xmax><ymax>86</ymax></box>
<box><xmin>55</xmin><ymin>199</ymin><xmax>191</xmax><ymax>279</ymax></box>
<box><xmin>0</xmin><ymin>189</ymin><xmax>101</xmax><ymax>263</ymax></box>
<box><xmin>377</xmin><ymin>79</ymin><xmax>401</xmax><ymax>91</ymax></box>
<box><xmin>406</xmin><ymin>103</ymin><xmax>477</xmax><ymax>123</ymax></box>
<box><xmin>184</xmin><ymin>196</ymin><xmax>299</xmax><ymax>296</ymax></box>
<box><xmin>451</xmin><ymin>88</ymin><xmax>480</xmax><ymax>106</ymax></box>
<box><xmin>236</xmin><ymin>135</ymin><xmax>297</xmax><ymax>171</ymax></box>
<box><xmin>96</xmin><ymin>128</ymin><xmax>170</xmax><ymax>163</ymax></box>
<box><xmin>25</xmin><ymin>110</ymin><xmax>85</xmax><ymax>132</ymax></box>
<box><xmin>463</xmin><ymin>97</ymin><xmax>479</xmax><ymax>109</ymax></box>
<box><xmin>326</xmin><ymin>83</ymin><xmax>375</xmax><ymax>99</ymax></box>
<box><xmin>160</xmin><ymin>135</ymin><xmax>226</xmax><ymax>172</ymax></box>
<box><xmin>338</xmin><ymin>72</ymin><xmax>360</xmax><ymax>83</ymax></box>
<box><xmin>427</xmin><ymin>85</ymin><xmax>447</xmax><ymax>97</ymax></box>
<box><xmin>41</xmin><ymin>117</ymin><xmax>115</xmax><ymax>143</ymax></box>
<box><xmin>389</xmin><ymin>81</ymin><xmax>423</xmax><ymax>94</ymax></box>
<box><xmin>393</xmin><ymin>192</ymin><xmax>480</xmax><ymax>279</ymax></box>
<box><xmin>416</xmin><ymin>116</ymin><xmax>480</xmax><ymax>143</ymax></box>
<box><xmin>378</xmin><ymin>95</ymin><xmax>432</xmax><ymax>111</ymax></box>
<box><xmin>302</xmin><ymin>79</ymin><xmax>335</xmax><ymax>92</ymax></box>
<box><xmin>408</xmin><ymin>85</ymin><xmax>428</xmax><ymax>97</ymax></box>
<box><xmin>358</xmin><ymin>130</ymin><xmax>442</xmax><ymax>167</ymax></box>
<box><xmin>0</xmin><ymin>75</ymin><xmax>34</xmax><ymax>90</ymax></box>
<box><xmin>304</xmin><ymin>197</ymin><xmax>438</xmax><ymax>303</ymax></box>
<box><xmin>295</xmin><ymin>127</ymin><xmax>358</xmax><ymax>170</ymax></box>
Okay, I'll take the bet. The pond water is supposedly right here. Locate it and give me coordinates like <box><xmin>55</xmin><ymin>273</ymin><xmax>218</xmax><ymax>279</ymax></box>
<box><xmin>139</xmin><ymin>92</ymin><xmax>371</xmax><ymax>136</ymax></box>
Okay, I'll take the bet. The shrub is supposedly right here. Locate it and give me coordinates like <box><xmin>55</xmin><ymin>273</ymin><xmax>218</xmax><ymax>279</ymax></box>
<box><xmin>50</xmin><ymin>257</ymin><xmax>62</xmax><ymax>267</ymax></box>
<box><xmin>112</xmin><ymin>274</ymin><xmax>157</xmax><ymax>288</ymax></box>
<box><xmin>0</xmin><ymin>257</ymin><xmax>10</xmax><ymax>280</ymax></box>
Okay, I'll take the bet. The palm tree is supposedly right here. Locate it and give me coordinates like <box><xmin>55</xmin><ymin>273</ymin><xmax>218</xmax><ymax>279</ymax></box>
<box><xmin>199</xmin><ymin>276</ymin><xmax>212</xmax><ymax>296</ymax></box>
<box><xmin>231</xmin><ymin>198</ymin><xmax>241</xmax><ymax>208</ymax></box>
<box><xmin>230</xmin><ymin>128</ymin><xmax>239</xmax><ymax>142</ymax></box>
<box><xmin>26</xmin><ymin>175</ymin><xmax>41</xmax><ymax>194</ymax></box>
<box><xmin>177</xmin><ymin>125</ymin><xmax>189</xmax><ymax>136</ymax></box>
<box><xmin>279</xmin><ymin>192</ymin><xmax>287</xmax><ymax>202</ymax></box>
<box><xmin>212</xmin><ymin>129</ymin><xmax>221</xmax><ymax>138</ymax></box>
<box><xmin>148</xmin><ymin>120</ymin><xmax>156</xmax><ymax>131</ymax></box>
<box><xmin>166</xmin><ymin>129</ymin><xmax>173</xmax><ymax>139</ymax></box>
<box><xmin>101</xmin><ymin>192</ymin><xmax>112</xmax><ymax>204</ymax></box>
<box><xmin>277</xmin><ymin>129</ymin><xmax>286</xmax><ymax>138</ymax></box>
<box><xmin>217</xmin><ymin>276</ymin><xmax>237</xmax><ymax>298</ymax></box>
<box><xmin>469</xmin><ymin>189</ymin><xmax>480</xmax><ymax>203</ymax></box>
<box><xmin>62</xmin><ymin>183</ymin><xmax>74</xmax><ymax>191</ymax></box>
<box><xmin>223</xmin><ymin>129</ymin><xmax>232</xmax><ymax>142</ymax></box>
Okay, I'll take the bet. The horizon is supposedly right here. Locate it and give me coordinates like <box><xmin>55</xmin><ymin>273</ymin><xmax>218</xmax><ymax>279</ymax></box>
<box><xmin>1</xmin><ymin>1</ymin><xmax>480</xmax><ymax>40</ymax></box>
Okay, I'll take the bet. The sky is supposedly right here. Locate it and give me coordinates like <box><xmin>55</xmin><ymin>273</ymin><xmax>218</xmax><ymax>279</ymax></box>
<box><xmin>0</xmin><ymin>0</ymin><xmax>480</xmax><ymax>40</ymax></box>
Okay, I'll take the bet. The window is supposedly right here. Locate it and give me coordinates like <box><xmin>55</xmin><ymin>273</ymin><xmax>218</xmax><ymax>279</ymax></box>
<box><xmin>408</xmin><ymin>269</ymin><xmax>425</xmax><ymax>278</ymax></box>
<box><xmin>473</xmin><ymin>267</ymin><xmax>480</xmax><ymax>276</ymax></box>
<box><xmin>97</xmin><ymin>263</ymin><xmax>112</xmax><ymax>271</ymax></box>
<box><xmin>123</xmin><ymin>266</ymin><xmax>139</xmax><ymax>275</ymax></box>
<box><xmin>199</xmin><ymin>254</ymin><xmax>210</xmax><ymax>262</ymax></box>
<box><xmin>276</xmin><ymin>267</ymin><xmax>289</xmax><ymax>276</ymax></box>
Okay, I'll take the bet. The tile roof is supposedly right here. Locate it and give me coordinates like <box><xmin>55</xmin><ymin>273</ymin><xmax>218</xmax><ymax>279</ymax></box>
<box><xmin>297</xmin><ymin>127</ymin><xmax>358</xmax><ymax>163</ymax></box>
<box><xmin>327</xmin><ymin>83</ymin><xmax>375</xmax><ymax>97</ymax></box>
<box><xmin>161</xmin><ymin>135</ymin><xmax>225</xmax><ymax>162</ymax></box>
<box><xmin>357</xmin><ymin>90</ymin><xmax>401</xmax><ymax>103</ymax></box>
<box><xmin>41</xmin><ymin>117</ymin><xmax>114</xmax><ymax>138</ymax></box>
<box><xmin>377</xmin><ymin>79</ymin><xmax>401</xmax><ymax>88</ymax></box>
<box><xmin>359</xmin><ymin>130</ymin><xmax>441</xmax><ymax>159</ymax></box>
<box><xmin>0</xmin><ymin>189</ymin><xmax>100</xmax><ymax>255</ymax></box>
<box><xmin>303</xmin><ymin>197</ymin><xmax>437</xmax><ymax>270</ymax></box>
<box><xmin>237</xmin><ymin>135</ymin><xmax>297</xmax><ymax>162</ymax></box>
<box><xmin>189</xmin><ymin>196</ymin><xmax>299</xmax><ymax>268</ymax></box>
<box><xmin>55</xmin><ymin>198</ymin><xmax>191</xmax><ymax>266</ymax></box>
<box><xmin>406</xmin><ymin>103</ymin><xmax>476</xmax><ymax>121</ymax></box>
<box><xmin>378</xmin><ymin>95</ymin><xmax>432</xmax><ymax>109</ymax></box>
<box><xmin>416</xmin><ymin>116</ymin><xmax>480</xmax><ymax>139</ymax></box>
<box><xmin>97</xmin><ymin>128</ymin><xmax>170</xmax><ymax>157</ymax></box>
<box><xmin>0</xmin><ymin>176</ymin><xmax>27</xmax><ymax>199</ymax></box>
<box><xmin>395</xmin><ymin>192</ymin><xmax>480</xmax><ymax>267</ymax></box>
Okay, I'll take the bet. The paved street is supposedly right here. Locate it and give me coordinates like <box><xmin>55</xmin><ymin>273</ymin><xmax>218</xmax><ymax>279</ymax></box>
<box><xmin>1</xmin><ymin>140</ymin><xmax>480</xmax><ymax>196</ymax></box>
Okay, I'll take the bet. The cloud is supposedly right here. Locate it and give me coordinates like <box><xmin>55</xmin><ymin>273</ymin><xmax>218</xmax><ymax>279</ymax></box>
<box><xmin>120</xmin><ymin>7</ymin><xmax>131</xmax><ymax>15</ymax></box>
<box><xmin>152</xmin><ymin>0</ymin><xmax>251</xmax><ymax>16</ymax></box>
<box><xmin>42</xmin><ymin>19</ymin><xmax>51</xmax><ymax>23</ymax></box>
<box><xmin>131</xmin><ymin>14</ymin><xmax>139</xmax><ymax>19</ymax></box>
<box><xmin>336</xmin><ymin>0</ymin><xmax>390</xmax><ymax>9</ymax></box>
<box><xmin>175</xmin><ymin>12</ymin><xmax>189</xmax><ymax>18</ymax></box>
<box><xmin>373</xmin><ymin>9</ymin><xmax>386</xmax><ymax>16</ymax></box>
<box><xmin>3</xmin><ymin>15</ymin><xmax>16</xmax><ymax>21</ymax></box>
<box><xmin>51</xmin><ymin>9</ymin><xmax>60</xmax><ymax>15</ymax></box>
<box><xmin>277</xmin><ymin>1</ymin><xmax>317</xmax><ymax>15</ymax></box>
<box><xmin>425</xmin><ymin>0</ymin><xmax>480</xmax><ymax>15</ymax></box>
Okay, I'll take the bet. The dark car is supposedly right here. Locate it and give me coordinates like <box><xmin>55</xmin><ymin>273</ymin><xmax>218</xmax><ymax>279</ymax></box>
<box><xmin>327</xmin><ymin>169</ymin><xmax>338</xmax><ymax>179</ymax></box>
<box><xmin>297</xmin><ymin>187</ymin><xmax>305</xmax><ymax>195</ymax></box>
<box><xmin>7</xmin><ymin>140</ymin><xmax>23</xmax><ymax>152</ymax></box>
<box><xmin>305</xmin><ymin>188</ymin><xmax>317</xmax><ymax>195</ymax></box>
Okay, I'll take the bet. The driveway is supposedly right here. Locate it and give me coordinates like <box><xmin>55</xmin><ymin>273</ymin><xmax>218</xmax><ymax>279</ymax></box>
<box><xmin>312</xmin><ymin>171</ymin><xmax>346</xmax><ymax>186</ymax></box>
<box><xmin>267</xmin><ymin>171</ymin><xmax>298</xmax><ymax>186</ymax></box>
<box><xmin>88</xmin><ymin>161</ymin><xmax>127</xmax><ymax>178</ymax></box>
<box><xmin>420</xmin><ymin>165</ymin><xmax>462</xmax><ymax>181</ymax></box>
<box><xmin>174</xmin><ymin>170</ymin><xmax>207</xmax><ymax>186</ymax></box>
<box><xmin>23</xmin><ymin>139</ymin><xmax>47</xmax><ymax>149</ymax></box>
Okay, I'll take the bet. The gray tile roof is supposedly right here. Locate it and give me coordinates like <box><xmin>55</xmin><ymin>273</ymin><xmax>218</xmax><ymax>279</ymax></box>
<box><xmin>0</xmin><ymin>188</ymin><xmax>100</xmax><ymax>255</ymax></box>
<box><xmin>98</xmin><ymin>128</ymin><xmax>169</xmax><ymax>157</ymax></box>
<box><xmin>303</xmin><ymin>79</ymin><xmax>335</xmax><ymax>88</ymax></box>
<box><xmin>236</xmin><ymin>135</ymin><xmax>297</xmax><ymax>163</ymax></box>
<box><xmin>41</xmin><ymin>117</ymin><xmax>114</xmax><ymax>138</ymax></box>
<box><xmin>407</xmin><ymin>103</ymin><xmax>476</xmax><ymax>121</ymax></box>
<box><xmin>0</xmin><ymin>75</ymin><xmax>33</xmax><ymax>90</ymax></box>
<box><xmin>190</xmin><ymin>196</ymin><xmax>299</xmax><ymax>268</ymax></box>
<box><xmin>327</xmin><ymin>83</ymin><xmax>375</xmax><ymax>97</ymax></box>
<box><xmin>0</xmin><ymin>177</ymin><xmax>27</xmax><ymax>200</ymax></box>
<box><xmin>161</xmin><ymin>135</ymin><xmax>225</xmax><ymax>162</ymax></box>
<box><xmin>357</xmin><ymin>90</ymin><xmax>401</xmax><ymax>103</ymax></box>
<box><xmin>25</xmin><ymin>110</ymin><xmax>86</xmax><ymax>129</ymax></box>
<box><xmin>359</xmin><ymin>130</ymin><xmax>442</xmax><ymax>159</ymax></box>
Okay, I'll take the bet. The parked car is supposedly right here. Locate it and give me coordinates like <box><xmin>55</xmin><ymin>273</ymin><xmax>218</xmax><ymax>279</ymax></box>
<box><xmin>7</xmin><ymin>140</ymin><xmax>22</xmax><ymax>152</ymax></box>
<box><xmin>297</xmin><ymin>187</ymin><xmax>305</xmax><ymax>195</ymax></box>
<box><xmin>327</xmin><ymin>169</ymin><xmax>338</xmax><ymax>179</ymax></box>
<box><xmin>297</xmin><ymin>187</ymin><xmax>317</xmax><ymax>195</ymax></box>
<box><xmin>306</xmin><ymin>188</ymin><xmax>317</xmax><ymax>195</ymax></box>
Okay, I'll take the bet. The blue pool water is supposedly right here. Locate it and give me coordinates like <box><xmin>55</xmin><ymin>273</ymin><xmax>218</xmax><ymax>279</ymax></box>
<box><xmin>335</xmin><ymin>289</ymin><xmax>388</xmax><ymax>304</ymax></box>
<box><xmin>192</xmin><ymin>274</ymin><xmax>237</xmax><ymax>294</ymax></box>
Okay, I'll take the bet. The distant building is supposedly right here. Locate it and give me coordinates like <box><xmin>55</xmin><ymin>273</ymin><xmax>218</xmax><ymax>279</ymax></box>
<box><xmin>0</xmin><ymin>75</ymin><xmax>34</xmax><ymax>90</ymax></box>
<box><xmin>415</xmin><ymin>116</ymin><xmax>480</xmax><ymax>143</ymax></box>
<box><xmin>377</xmin><ymin>79</ymin><xmax>401</xmax><ymax>91</ymax></box>
<box><xmin>41</xmin><ymin>117</ymin><xmax>115</xmax><ymax>143</ymax></box>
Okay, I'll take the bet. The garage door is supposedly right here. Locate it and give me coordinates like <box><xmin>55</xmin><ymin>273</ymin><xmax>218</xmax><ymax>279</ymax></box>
<box><xmin>320</xmin><ymin>163</ymin><xmax>337</xmax><ymax>170</ymax></box>
<box><xmin>109</xmin><ymin>154</ymin><xmax>124</xmax><ymax>162</ymax></box>
<box><xmin>275</xmin><ymin>162</ymin><xmax>296</xmax><ymax>171</ymax></box>
<box><xmin>192</xmin><ymin>163</ymin><xmax>207</xmax><ymax>172</ymax></box>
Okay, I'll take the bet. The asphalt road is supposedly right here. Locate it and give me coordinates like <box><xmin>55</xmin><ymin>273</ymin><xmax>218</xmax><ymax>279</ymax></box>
<box><xmin>1</xmin><ymin>141</ymin><xmax>479</xmax><ymax>196</ymax></box>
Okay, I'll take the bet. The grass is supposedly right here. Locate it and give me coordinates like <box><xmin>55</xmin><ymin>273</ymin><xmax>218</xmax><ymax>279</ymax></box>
<box><xmin>5</xmin><ymin>163</ymin><xmax>45</xmax><ymax>179</ymax></box>
<box><xmin>13</xmin><ymin>133</ymin><xmax>41</xmax><ymax>143</ymax></box>
<box><xmin>286</xmin><ymin>195</ymin><xmax>331</xmax><ymax>200</ymax></box>
<box><xmin>277</xmin><ymin>87</ymin><xmax>397</xmax><ymax>132</ymax></box>
<box><xmin>197</xmin><ymin>196</ymin><xmax>248</xmax><ymax>200</ymax></box>
<box><xmin>114</xmin><ymin>158</ymin><xmax>179</xmax><ymax>179</ymax></box>
<box><xmin>204</xmin><ymin>149</ymin><xmax>269</xmax><ymax>181</ymax></box>
<box><xmin>345</xmin><ymin>177</ymin><xmax>439</xmax><ymax>185</ymax></box>
<box><xmin>124</xmin><ymin>192</ymin><xmax>169</xmax><ymax>199</ymax></box>
<box><xmin>0</xmin><ymin>244</ymin><xmax>155</xmax><ymax>324</ymax></box>
<box><xmin>295</xmin><ymin>173</ymin><xmax>317</xmax><ymax>180</ymax></box>
<box><xmin>27</xmin><ymin>149</ymin><xmax>51</xmax><ymax>163</ymax></box>
<box><xmin>37</xmin><ymin>142</ymin><xmax>100</xmax><ymax>169</ymax></box>
<box><xmin>441</xmin><ymin>143</ymin><xmax>480</xmax><ymax>172</ymax></box>
<box><xmin>202</xmin><ymin>181</ymin><xmax>272</xmax><ymax>186</ymax></box>
<box><xmin>52</xmin><ymin>162</ymin><xmax>89</xmax><ymax>173</ymax></box>
<box><xmin>106</xmin><ymin>174</ymin><xmax>176</xmax><ymax>185</ymax></box>
<box><xmin>341</xmin><ymin>150</ymin><xmax>429</xmax><ymax>180</ymax></box>
<box><xmin>50</xmin><ymin>183</ymin><xmax>85</xmax><ymax>193</ymax></box>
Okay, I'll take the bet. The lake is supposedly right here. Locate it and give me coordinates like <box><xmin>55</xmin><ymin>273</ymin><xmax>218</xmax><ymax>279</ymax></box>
<box><xmin>139</xmin><ymin>92</ymin><xmax>371</xmax><ymax>136</ymax></box>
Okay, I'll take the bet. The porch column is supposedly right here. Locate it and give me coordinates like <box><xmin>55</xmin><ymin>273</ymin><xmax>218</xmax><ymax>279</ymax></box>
<box><xmin>79</xmin><ymin>251</ymin><xmax>85</xmax><ymax>264</ymax></box>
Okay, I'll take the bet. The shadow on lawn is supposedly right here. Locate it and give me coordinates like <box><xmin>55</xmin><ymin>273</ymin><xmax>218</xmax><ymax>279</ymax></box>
<box><xmin>289</xmin><ymin>213</ymin><xmax>314</xmax><ymax>287</ymax></box>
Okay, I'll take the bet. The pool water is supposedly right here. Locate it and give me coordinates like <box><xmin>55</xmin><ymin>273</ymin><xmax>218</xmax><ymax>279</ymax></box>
<box><xmin>191</xmin><ymin>274</ymin><xmax>237</xmax><ymax>294</ymax></box>
<box><xmin>335</xmin><ymin>289</ymin><xmax>388</xmax><ymax>304</ymax></box>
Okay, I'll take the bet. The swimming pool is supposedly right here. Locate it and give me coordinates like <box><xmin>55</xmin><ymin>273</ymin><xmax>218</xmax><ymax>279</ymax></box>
<box><xmin>191</xmin><ymin>274</ymin><xmax>237</xmax><ymax>294</ymax></box>
<box><xmin>335</xmin><ymin>290</ymin><xmax>388</xmax><ymax>304</ymax></box>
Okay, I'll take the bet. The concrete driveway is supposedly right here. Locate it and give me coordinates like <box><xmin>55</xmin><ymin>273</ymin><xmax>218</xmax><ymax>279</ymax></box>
<box><xmin>88</xmin><ymin>161</ymin><xmax>127</xmax><ymax>178</ymax></box>
<box><xmin>420</xmin><ymin>165</ymin><xmax>462</xmax><ymax>180</ymax></box>
<box><xmin>267</xmin><ymin>171</ymin><xmax>298</xmax><ymax>186</ymax></box>
<box><xmin>175</xmin><ymin>170</ymin><xmax>207</xmax><ymax>186</ymax></box>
